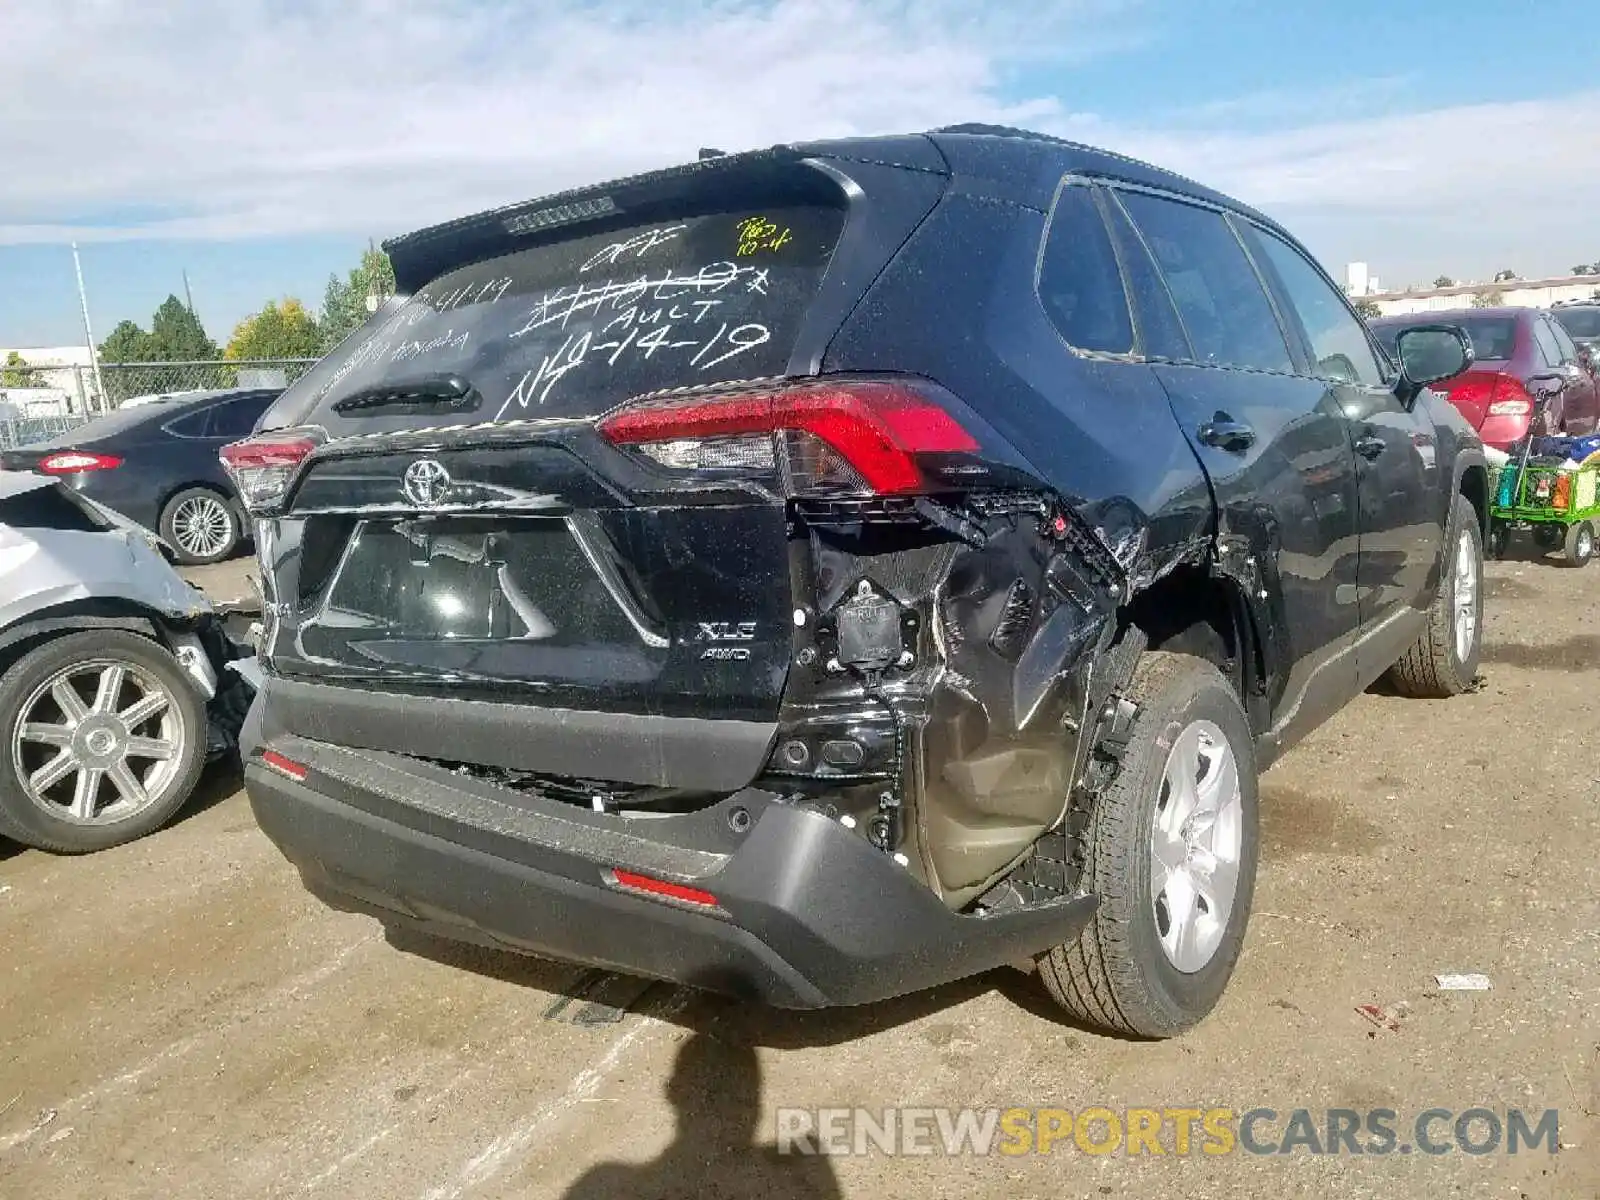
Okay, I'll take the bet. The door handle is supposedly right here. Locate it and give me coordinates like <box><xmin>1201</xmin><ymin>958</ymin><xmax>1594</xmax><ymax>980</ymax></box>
<box><xmin>1196</xmin><ymin>415</ymin><xmax>1256</xmax><ymax>452</ymax></box>
<box><xmin>1355</xmin><ymin>434</ymin><xmax>1386</xmax><ymax>460</ymax></box>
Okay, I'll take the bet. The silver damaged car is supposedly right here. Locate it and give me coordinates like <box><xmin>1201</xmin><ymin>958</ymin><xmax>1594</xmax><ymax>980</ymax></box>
<box><xmin>0</xmin><ymin>470</ymin><xmax>254</xmax><ymax>852</ymax></box>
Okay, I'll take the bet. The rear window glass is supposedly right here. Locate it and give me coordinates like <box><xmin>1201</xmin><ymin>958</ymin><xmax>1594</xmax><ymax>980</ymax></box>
<box><xmin>1374</xmin><ymin>317</ymin><xmax>1516</xmax><ymax>362</ymax></box>
<box><xmin>1553</xmin><ymin>306</ymin><xmax>1600</xmax><ymax>339</ymax></box>
<box><xmin>301</xmin><ymin>207</ymin><xmax>844</xmax><ymax>423</ymax></box>
<box><xmin>1037</xmin><ymin>184</ymin><xmax>1134</xmax><ymax>355</ymax></box>
<box><xmin>1116</xmin><ymin>191</ymin><xmax>1293</xmax><ymax>374</ymax></box>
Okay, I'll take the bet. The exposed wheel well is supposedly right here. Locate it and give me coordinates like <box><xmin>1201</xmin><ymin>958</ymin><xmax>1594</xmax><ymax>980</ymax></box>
<box><xmin>1459</xmin><ymin>464</ymin><xmax>1489</xmax><ymax>537</ymax></box>
<box><xmin>0</xmin><ymin>605</ymin><xmax>166</xmax><ymax>680</ymax></box>
<box><xmin>1125</xmin><ymin>564</ymin><xmax>1266</xmax><ymax>732</ymax></box>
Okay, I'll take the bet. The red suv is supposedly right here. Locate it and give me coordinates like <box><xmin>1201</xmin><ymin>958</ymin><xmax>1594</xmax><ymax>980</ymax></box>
<box><xmin>1370</xmin><ymin>307</ymin><xmax>1600</xmax><ymax>449</ymax></box>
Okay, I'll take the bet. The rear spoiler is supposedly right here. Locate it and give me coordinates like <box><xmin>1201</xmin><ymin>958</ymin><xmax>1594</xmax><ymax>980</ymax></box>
<box><xmin>384</xmin><ymin>146</ymin><xmax>819</xmax><ymax>293</ymax></box>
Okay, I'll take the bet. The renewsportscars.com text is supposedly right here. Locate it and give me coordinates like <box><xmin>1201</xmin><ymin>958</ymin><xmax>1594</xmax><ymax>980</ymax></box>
<box><xmin>775</xmin><ymin>1106</ymin><xmax>1561</xmax><ymax>1158</ymax></box>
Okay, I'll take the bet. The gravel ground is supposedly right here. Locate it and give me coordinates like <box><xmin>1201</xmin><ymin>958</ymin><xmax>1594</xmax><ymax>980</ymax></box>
<box><xmin>0</xmin><ymin>552</ymin><xmax>1596</xmax><ymax>1199</ymax></box>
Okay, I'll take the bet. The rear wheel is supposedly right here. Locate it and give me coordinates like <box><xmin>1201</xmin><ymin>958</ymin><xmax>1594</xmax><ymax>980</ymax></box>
<box><xmin>1037</xmin><ymin>652</ymin><xmax>1258</xmax><ymax>1038</ymax></box>
<box><xmin>1563</xmin><ymin>520</ymin><xmax>1594</xmax><ymax>568</ymax></box>
<box><xmin>1388</xmin><ymin>493</ymin><xmax>1482</xmax><ymax>698</ymax></box>
<box><xmin>0</xmin><ymin>631</ymin><xmax>207</xmax><ymax>853</ymax></box>
<box><xmin>160</xmin><ymin>487</ymin><xmax>240</xmax><ymax>565</ymax></box>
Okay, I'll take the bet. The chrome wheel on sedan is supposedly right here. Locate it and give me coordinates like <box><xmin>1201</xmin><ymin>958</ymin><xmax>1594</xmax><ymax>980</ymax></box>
<box><xmin>159</xmin><ymin>487</ymin><xmax>241</xmax><ymax>565</ymax></box>
<box><xmin>171</xmin><ymin>494</ymin><xmax>234</xmax><ymax>560</ymax></box>
<box><xmin>0</xmin><ymin>630</ymin><xmax>208</xmax><ymax>853</ymax></box>
<box><xmin>12</xmin><ymin>660</ymin><xmax>187</xmax><ymax>825</ymax></box>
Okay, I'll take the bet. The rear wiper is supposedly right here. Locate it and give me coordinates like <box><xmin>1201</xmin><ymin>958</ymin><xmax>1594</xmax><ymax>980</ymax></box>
<box><xmin>332</xmin><ymin>374</ymin><xmax>481</xmax><ymax>417</ymax></box>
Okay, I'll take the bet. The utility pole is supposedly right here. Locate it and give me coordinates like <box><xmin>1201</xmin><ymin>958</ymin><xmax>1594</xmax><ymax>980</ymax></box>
<box><xmin>71</xmin><ymin>242</ymin><xmax>108</xmax><ymax>413</ymax></box>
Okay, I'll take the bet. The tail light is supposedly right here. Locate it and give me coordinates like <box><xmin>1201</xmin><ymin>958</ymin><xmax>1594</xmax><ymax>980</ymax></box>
<box><xmin>220</xmin><ymin>429</ymin><xmax>324</xmax><ymax>514</ymax></box>
<box><xmin>37</xmin><ymin>451</ymin><xmax>122</xmax><ymax>474</ymax></box>
<box><xmin>1487</xmin><ymin>376</ymin><xmax>1536</xmax><ymax>417</ymax></box>
<box><xmin>597</xmin><ymin>380</ymin><xmax>980</xmax><ymax>497</ymax></box>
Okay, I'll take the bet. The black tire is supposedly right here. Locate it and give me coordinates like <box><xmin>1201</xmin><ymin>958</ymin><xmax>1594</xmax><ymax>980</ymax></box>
<box><xmin>1532</xmin><ymin>523</ymin><xmax>1564</xmax><ymax>550</ymax></box>
<box><xmin>1037</xmin><ymin>652</ymin><xmax>1259</xmax><ymax>1038</ymax></box>
<box><xmin>1387</xmin><ymin>493</ymin><xmax>1483</xmax><ymax>698</ymax></box>
<box><xmin>1563</xmin><ymin>520</ymin><xmax>1594</xmax><ymax>568</ymax></box>
<box><xmin>0</xmin><ymin>631</ymin><xmax>208</xmax><ymax>853</ymax></box>
<box><xmin>159</xmin><ymin>486</ymin><xmax>241</xmax><ymax>565</ymax></box>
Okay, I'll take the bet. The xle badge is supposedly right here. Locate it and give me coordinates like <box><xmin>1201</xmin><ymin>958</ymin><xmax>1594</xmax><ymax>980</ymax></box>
<box><xmin>695</xmin><ymin>621</ymin><xmax>756</xmax><ymax>661</ymax></box>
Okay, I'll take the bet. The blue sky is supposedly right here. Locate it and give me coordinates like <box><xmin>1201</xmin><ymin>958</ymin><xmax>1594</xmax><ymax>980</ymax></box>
<box><xmin>5</xmin><ymin>0</ymin><xmax>1599</xmax><ymax>350</ymax></box>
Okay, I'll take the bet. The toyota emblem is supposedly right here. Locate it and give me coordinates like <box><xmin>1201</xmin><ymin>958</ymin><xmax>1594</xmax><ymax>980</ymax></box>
<box><xmin>402</xmin><ymin>458</ymin><xmax>452</xmax><ymax>507</ymax></box>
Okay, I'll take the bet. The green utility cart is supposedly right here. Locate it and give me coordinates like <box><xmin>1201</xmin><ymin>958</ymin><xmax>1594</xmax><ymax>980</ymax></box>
<box><xmin>1488</xmin><ymin>454</ymin><xmax>1600</xmax><ymax>567</ymax></box>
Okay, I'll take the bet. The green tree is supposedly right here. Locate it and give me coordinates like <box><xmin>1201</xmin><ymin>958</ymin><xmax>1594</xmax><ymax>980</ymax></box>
<box><xmin>1572</xmin><ymin>265</ymin><xmax>1592</xmax><ymax>276</ymax></box>
<box><xmin>1472</xmin><ymin>288</ymin><xmax>1505</xmax><ymax>308</ymax></box>
<box><xmin>318</xmin><ymin>244</ymin><xmax>397</xmax><ymax>353</ymax></box>
<box><xmin>1433</xmin><ymin>275</ymin><xmax>1455</xmax><ymax>288</ymax></box>
<box><xmin>98</xmin><ymin>319</ymin><xmax>156</xmax><ymax>364</ymax></box>
<box><xmin>1353</xmin><ymin>298</ymin><xmax>1382</xmax><ymax>319</ymax></box>
<box><xmin>148</xmin><ymin>294</ymin><xmax>217</xmax><ymax>361</ymax></box>
<box><xmin>226</xmin><ymin>298</ymin><xmax>324</xmax><ymax>361</ymax></box>
<box><xmin>1</xmin><ymin>350</ymin><xmax>49</xmax><ymax>388</ymax></box>
<box><xmin>1492</xmin><ymin>269</ymin><xmax>1518</xmax><ymax>283</ymax></box>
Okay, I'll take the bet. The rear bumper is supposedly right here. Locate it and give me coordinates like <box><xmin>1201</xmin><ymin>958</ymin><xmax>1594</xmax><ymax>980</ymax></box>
<box><xmin>242</xmin><ymin>727</ymin><xmax>1097</xmax><ymax>1009</ymax></box>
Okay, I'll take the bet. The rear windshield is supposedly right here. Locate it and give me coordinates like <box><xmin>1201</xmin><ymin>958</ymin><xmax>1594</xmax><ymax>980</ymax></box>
<box><xmin>1553</xmin><ymin>306</ymin><xmax>1600</xmax><ymax>339</ymax></box>
<box><xmin>1374</xmin><ymin>316</ymin><xmax>1516</xmax><ymax>362</ymax></box>
<box><xmin>292</xmin><ymin>206</ymin><xmax>844</xmax><ymax>425</ymax></box>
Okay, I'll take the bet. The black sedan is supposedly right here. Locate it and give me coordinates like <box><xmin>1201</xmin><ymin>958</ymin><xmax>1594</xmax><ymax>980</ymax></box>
<box><xmin>0</xmin><ymin>388</ymin><xmax>280</xmax><ymax>564</ymax></box>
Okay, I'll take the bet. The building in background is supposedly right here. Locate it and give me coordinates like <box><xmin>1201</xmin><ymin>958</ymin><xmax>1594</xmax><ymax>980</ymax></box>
<box><xmin>1345</xmin><ymin>267</ymin><xmax>1600</xmax><ymax>317</ymax></box>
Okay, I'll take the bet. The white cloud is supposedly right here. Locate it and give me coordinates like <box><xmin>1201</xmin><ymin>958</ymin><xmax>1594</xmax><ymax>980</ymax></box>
<box><xmin>3</xmin><ymin>0</ymin><xmax>1600</xmax><ymax>283</ymax></box>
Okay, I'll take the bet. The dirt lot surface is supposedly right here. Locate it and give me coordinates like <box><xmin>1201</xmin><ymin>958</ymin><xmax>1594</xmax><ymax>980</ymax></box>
<box><xmin>2</xmin><ymin>552</ymin><xmax>1597</xmax><ymax>1199</ymax></box>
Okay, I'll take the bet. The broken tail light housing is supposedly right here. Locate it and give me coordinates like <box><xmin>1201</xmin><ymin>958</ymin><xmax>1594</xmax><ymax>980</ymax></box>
<box><xmin>37</xmin><ymin>451</ymin><xmax>122</xmax><ymax>474</ymax></box>
<box><xmin>220</xmin><ymin>429</ymin><xmax>325</xmax><ymax>514</ymax></box>
<box><xmin>597</xmin><ymin>379</ymin><xmax>980</xmax><ymax>497</ymax></box>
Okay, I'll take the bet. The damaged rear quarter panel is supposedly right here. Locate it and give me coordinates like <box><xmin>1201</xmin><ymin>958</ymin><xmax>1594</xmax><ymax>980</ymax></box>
<box><xmin>807</xmin><ymin>194</ymin><xmax>1214</xmax><ymax>903</ymax></box>
<box><xmin>1</xmin><ymin>475</ymin><xmax>211</xmax><ymax>636</ymax></box>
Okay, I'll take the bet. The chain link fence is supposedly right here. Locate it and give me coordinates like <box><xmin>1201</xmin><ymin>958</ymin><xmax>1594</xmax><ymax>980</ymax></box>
<box><xmin>1</xmin><ymin>358</ymin><xmax>319</xmax><ymax>450</ymax></box>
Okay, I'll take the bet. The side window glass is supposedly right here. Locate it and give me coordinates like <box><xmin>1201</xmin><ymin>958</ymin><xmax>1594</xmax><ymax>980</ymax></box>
<box><xmin>1246</xmin><ymin>228</ymin><xmax>1384</xmax><ymax>385</ymax></box>
<box><xmin>1548</xmin><ymin>320</ymin><xmax>1580</xmax><ymax>366</ymax></box>
<box><xmin>1037</xmin><ymin>183</ymin><xmax>1135</xmax><ymax>355</ymax></box>
<box><xmin>1102</xmin><ymin>193</ymin><xmax>1192</xmax><ymax>360</ymax></box>
<box><xmin>1532</xmin><ymin>319</ymin><xmax>1563</xmax><ymax>368</ymax></box>
<box><xmin>209</xmin><ymin>395</ymin><xmax>269</xmax><ymax>439</ymax></box>
<box><xmin>164</xmin><ymin>409</ymin><xmax>212</xmax><ymax>438</ymax></box>
<box><xmin>1117</xmin><ymin>191</ymin><xmax>1292</xmax><ymax>373</ymax></box>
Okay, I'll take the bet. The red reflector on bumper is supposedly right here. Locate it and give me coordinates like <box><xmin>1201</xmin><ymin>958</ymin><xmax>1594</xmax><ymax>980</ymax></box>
<box><xmin>261</xmin><ymin>750</ymin><xmax>308</xmax><ymax>781</ymax></box>
<box><xmin>610</xmin><ymin>868</ymin><xmax>719</xmax><ymax>908</ymax></box>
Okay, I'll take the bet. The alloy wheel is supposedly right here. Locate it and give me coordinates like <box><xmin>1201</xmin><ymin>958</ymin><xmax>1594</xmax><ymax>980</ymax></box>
<box><xmin>1149</xmin><ymin>719</ymin><xmax>1244</xmax><ymax>974</ymax></box>
<box><xmin>10</xmin><ymin>660</ymin><xmax>187</xmax><ymax>825</ymax></box>
<box><xmin>171</xmin><ymin>494</ymin><xmax>233</xmax><ymax>560</ymax></box>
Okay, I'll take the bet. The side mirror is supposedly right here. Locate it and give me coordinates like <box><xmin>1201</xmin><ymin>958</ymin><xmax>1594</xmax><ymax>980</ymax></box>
<box><xmin>1393</xmin><ymin>325</ymin><xmax>1474</xmax><ymax>405</ymax></box>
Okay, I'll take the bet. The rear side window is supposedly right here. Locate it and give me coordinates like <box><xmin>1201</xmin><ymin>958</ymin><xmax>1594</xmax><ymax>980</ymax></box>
<box><xmin>1532</xmin><ymin>318</ymin><xmax>1563</xmax><ymax>367</ymax></box>
<box><xmin>1548</xmin><ymin>319</ymin><xmax>1580</xmax><ymax>365</ymax></box>
<box><xmin>1246</xmin><ymin>228</ymin><xmax>1384</xmax><ymax>385</ymax></box>
<box><xmin>209</xmin><ymin>395</ymin><xmax>271</xmax><ymax>439</ymax></box>
<box><xmin>304</xmin><ymin>206</ymin><xmax>844</xmax><ymax>423</ymax></box>
<box><xmin>163</xmin><ymin>409</ymin><xmax>212</xmax><ymax>438</ymax></box>
<box><xmin>1116</xmin><ymin>191</ymin><xmax>1292</xmax><ymax>374</ymax></box>
<box><xmin>1101</xmin><ymin>195</ymin><xmax>1192</xmax><ymax>361</ymax></box>
<box><xmin>1037</xmin><ymin>184</ymin><xmax>1134</xmax><ymax>355</ymax></box>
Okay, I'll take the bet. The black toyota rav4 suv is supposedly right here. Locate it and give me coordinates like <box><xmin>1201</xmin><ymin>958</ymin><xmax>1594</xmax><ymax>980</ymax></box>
<box><xmin>227</xmin><ymin>126</ymin><xmax>1486</xmax><ymax>1038</ymax></box>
